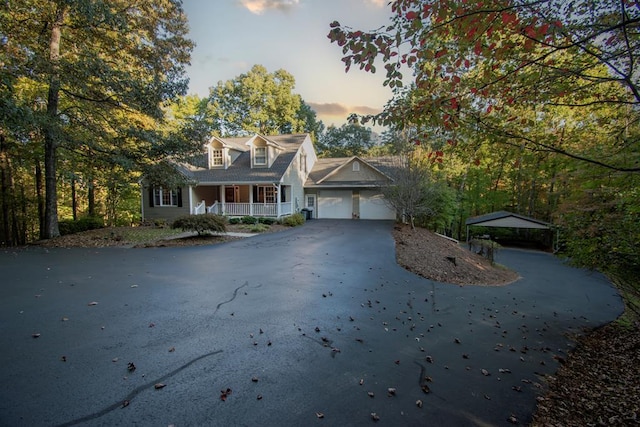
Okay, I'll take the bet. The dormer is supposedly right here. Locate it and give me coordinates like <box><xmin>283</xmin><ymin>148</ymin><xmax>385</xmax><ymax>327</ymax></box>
<box><xmin>208</xmin><ymin>140</ymin><xmax>225</xmax><ymax>168</ymax></box>
<box><xmin>206</xmin><ymin>136</ymin><xmax>246</xmax><ymax>169</ymax></box>
<box><xmin>247</xmin><ymin>135</ymin><xmax>282</xmax><ymax>168</ymax></box>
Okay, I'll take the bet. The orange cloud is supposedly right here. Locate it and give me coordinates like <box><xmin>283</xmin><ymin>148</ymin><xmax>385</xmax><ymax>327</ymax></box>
<box><xmin>308</xmin><ymin>102</ymin><xmax>381</xmax><ymax>117</ymax></box>
<box><xmin>239</xmin><ymin>0</ymin><xmax>300</xmax><ymax>14</ymax></box>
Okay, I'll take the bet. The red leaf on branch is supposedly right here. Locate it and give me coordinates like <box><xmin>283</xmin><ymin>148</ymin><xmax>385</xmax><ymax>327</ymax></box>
<box><xmin>406</xmin><ymin>11</ymin><xmax>418</xmax><ymax>20</ymax></box>
<box><xmin>501</xmin><ymin>12</ymin><xmax>517</xmax><ymax>25</ymax></box>
<box><xmin>434</xmin><ymin>49</ymin><xmax>447</xmax><ymax>59</ymax></box>
<box><xmin>474</xmin><ymin>41</ymin><xmax>482</xmax><ymax>55</ymax></box>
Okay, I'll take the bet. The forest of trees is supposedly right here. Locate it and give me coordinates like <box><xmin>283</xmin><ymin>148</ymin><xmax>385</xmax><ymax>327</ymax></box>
<box><xmin>1</xmin><ymin>1</ymin><xmax>637</xmax><ymax>295</ymax></box>
<box><xmin>328</xmin><ymin>0</ymin><xmax>639</xmax><ymax>287</ymax></box>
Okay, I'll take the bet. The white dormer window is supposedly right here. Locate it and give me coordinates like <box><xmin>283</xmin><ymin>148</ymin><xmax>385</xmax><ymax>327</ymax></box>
<box><xmin>352</xmin><ymin>161</ymin><xmax>360</xmax><ymax>172</ymax></box>
<box><xmin>254</xmin><ymin>146</ymin><xmax>267</xmax><ymax>165</ymax></box>
<box><xmin>211</xmin><ymin>148</ymin><xmax>223</xmax><ymax>166</ymax></box>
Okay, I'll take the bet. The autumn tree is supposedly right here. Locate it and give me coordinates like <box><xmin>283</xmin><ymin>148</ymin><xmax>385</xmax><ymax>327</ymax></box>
<box><xmin>1</xmin><ymin>0</ymin><xmax>195</xmax><ymax>239</ymax></box>
<box><xmin>328</xmin><ymin>0</ymin><xmax>640</xmax><ymax>173</ymax></box>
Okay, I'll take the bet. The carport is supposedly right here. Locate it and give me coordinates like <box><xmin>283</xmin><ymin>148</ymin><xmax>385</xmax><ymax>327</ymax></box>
<box><xmin>465</xmin><ymin>210</ymin><xmax>557</xmax><ymax>250</ymax></box>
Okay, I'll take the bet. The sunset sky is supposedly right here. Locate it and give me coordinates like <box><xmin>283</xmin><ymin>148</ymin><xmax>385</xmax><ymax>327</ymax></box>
<box><xmin>181</xmin><ymin>0</ymin><xmax>395</xmax><ymax>129</ymax></box>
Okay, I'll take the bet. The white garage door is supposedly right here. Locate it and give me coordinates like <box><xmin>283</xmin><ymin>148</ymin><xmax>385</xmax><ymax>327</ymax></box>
<box><xmin>360</xmin><ymin>190</ymin><xmax>396</xmax><ymax>220</ymax></box>
<box><xmin>317</xmin><ymin>190</ymin><xmax>352</xmax><ymax>219</ymax></box>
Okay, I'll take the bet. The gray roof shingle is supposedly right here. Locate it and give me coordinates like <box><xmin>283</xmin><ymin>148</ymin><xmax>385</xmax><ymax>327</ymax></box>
<box><xmin>181</xmin><ymin>134</ymin><xmax>308</xmax><ymax>184</ymax></box>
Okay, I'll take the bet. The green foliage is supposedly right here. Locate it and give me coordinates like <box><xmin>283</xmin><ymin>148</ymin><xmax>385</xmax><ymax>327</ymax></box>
<box><xmin>258</xmin><ymin>217</ymin><xmax>277</xmax><ymax>225</ymax></box>
<box><xmin>316</xmin><ymin>123</ymin><xmax>375</xmax><ymax>157</ymax></box>
<box><xmin>240</xmin><ymin>216</ymin><xmax>258</xmax><ymax>224</ymax></box>
<box><xmin>328</xmin><ymin>0</ymin><xmax>640</xmax><ymax>173</ymax></box>
<box><xmin>208</xmin><ymin>65</ymin><xmax>306</xmax><ymax>136</ymax></box>
<box><xmin>58</xmin><ymin>216</ymin><xmax>105</xmax><ymax>236</ymax></box>
<box><xmin>281</xmin><ymin>213</ymin><xmax>305</xmax><ymax>227</ymax></box>
<box><xmin>244</xmin><ymin>223</ymin><xmax>269</xmax><ymax>233</ymax></box>
<box><xmin>414</xmin><ymin>182</ymin><xmax>457</xmax><ymax>233</ymax></box>
<box><xmin>228</xmin><ymin>217</ymin><xmax>242</xmax><ymax>225</ymax></box>
<box><xmin>171</xmin><ymin>214</ymin><xmax>227</xmax><ymax>236</ymax></box>
<box><xmin>1</xmin><ymin>0</ymin><xmax>196</xmax><ymax>240</ymax></box>
<box><xmin>381</xmin><ymin>155</ymin><xmax>454</xmax><ymax>229</ymax></box>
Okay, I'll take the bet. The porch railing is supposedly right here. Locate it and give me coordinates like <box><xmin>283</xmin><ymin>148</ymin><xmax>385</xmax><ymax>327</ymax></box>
<box><xmin>207</xmin><ymin>201</ymin><xmax>220</xmax><ymax>215</ymax></box>
<box><xmin>199</xmin><ymin>202</ymin><xmax>293</xmax><ymax>217</ymax></box>
<box><xmin>193</xmin><ymin>200</ymin><xmax>206</xmax><ymax>215</ymax></box>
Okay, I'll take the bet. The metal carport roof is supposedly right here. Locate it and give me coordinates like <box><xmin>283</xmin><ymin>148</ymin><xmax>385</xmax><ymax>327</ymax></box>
<box><xmin>465</xmin><ymin>211</ymin><xmax>555</xmax><ymax>247</ymax></box>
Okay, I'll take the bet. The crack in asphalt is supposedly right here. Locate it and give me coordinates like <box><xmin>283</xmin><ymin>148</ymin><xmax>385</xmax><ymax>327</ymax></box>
<box><xmin>56</xmin><ymin>350</ymin><xmax>224</xmax><ymax>427</ymax></box>
<box><xmin>214</xmin><ymin>281</ymin><xmax>250</xmax><ymax>315</ymax></box>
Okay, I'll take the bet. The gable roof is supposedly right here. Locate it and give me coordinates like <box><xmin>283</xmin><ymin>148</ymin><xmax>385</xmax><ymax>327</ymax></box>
<box><xmin>180</xmin><ymin>133</ymin><xmax>309</xmax><ymax>184</ymax></box>
<box><xmin>210</xmin><ymin>136</ymin><xmax>250</xmax><ymax>152</ymax></box>
<box><xmin>305</xmin><ymin>156</ymin><xmax>400</xmax><ymax>188</ymax></box>
<box><xmin>465</xmin><ymin>211</ymin><xmax>552</xmax><ymax>229</ymax></box>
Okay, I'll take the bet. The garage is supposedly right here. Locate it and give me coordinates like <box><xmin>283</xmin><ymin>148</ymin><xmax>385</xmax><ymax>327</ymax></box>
<box><xmin>315</xmin><ymin>189</ymin><xmax>397</xmax><ymax>220</ymax></box>
<box><xmin>317</xmin><ymin>190</ymin><xmax>352</xmax><ymax>219</ymax></box>
<box><xmin>360</xmin><ymin>190</ymin><xmax>396</xmax><ymax>220</ymax></box>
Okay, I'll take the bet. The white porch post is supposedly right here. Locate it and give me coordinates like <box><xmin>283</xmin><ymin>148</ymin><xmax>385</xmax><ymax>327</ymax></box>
<box><xmin>277</xmin><ymin>184</ymin><xmax>282</xmax><ymax>217</ymax></box>
<box><xmin>221</xmin><ymin>185</ymin><xmax>226</xmax><ymax>214</ymax></box>
<box><xmin>249</xmin><ymin>185</ymin><xmax>254</xmax><ymax>216</ymax></box>
<box><xmin>188</xmin><ymin>185</ymin><xmax>193</xmax><ymax>214</ymax></box>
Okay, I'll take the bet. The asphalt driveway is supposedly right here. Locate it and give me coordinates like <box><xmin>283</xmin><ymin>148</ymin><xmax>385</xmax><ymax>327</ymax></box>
<box><xmin>0</xmin><ymin>220</ymin><xmax>623</xmax><ymax>426</ymax></box>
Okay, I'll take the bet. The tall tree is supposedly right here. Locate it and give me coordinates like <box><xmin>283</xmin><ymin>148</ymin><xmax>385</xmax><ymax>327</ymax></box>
<box><xmin>328</xmin><ymin>0</ymin><xmax>640</xmax><ymax>172</ymax></box>
<box><xmin>208</xmin><ymin>65</ymin><xmax>307</xmax><ymax>137</ymax></box>
<box><xmin>316</xmin><ymin>123</ymin><xmax>375</xmax><ymax>157</ymax></box>
<box><xmin>3</xmin><ymin>0</ymin><xmax>195</xmax><ymax>238</ymax></box>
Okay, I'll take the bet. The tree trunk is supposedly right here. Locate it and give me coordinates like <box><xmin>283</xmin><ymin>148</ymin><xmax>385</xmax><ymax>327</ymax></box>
<box><xmin>0</xmin><ymin>133</ymin><xmax>11</xmax><ymax>245</ymax></box>
<box><xmin>87</xmin><ymin>178</ymin><xmax>95</xmax><ymax>216</ymax></box>
<box><xmin>43</xmin><ymin>5</ymin><xmax>67</xmax><ymax>239</ymax></box>
<box><xmin>71</xmin><ymin>177</ymin><xmax>77</xmax><ymax>220</ymax></box>
<box><xmin>35</xmin><ymin>160</ymin><xmax>45</xmax><ymax>240</ymax></box>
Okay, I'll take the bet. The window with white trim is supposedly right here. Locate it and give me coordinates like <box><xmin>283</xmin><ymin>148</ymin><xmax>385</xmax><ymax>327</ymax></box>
<box><xmin>211</xmin><ymin>148</ymin><xmax>223</xmax><ymax>166</ymax></box>
<box><xmin>353</xmin><ymin>161</ymin><xmax>360</xmax><ymax>172</ymax></box>
<box><xmin>256</xmin><ymin>186</ymin><xmax>276</xmax><ymax>203</ymax></box>
<box><xmin>254</xmin><ymin>146</ymin><xmax>267</xmax><ymax>165</ymax></box>
<box><xmin>153</xmin><ymin>187</ymin><xmax>178</xmax><ymax>206</ymax></box>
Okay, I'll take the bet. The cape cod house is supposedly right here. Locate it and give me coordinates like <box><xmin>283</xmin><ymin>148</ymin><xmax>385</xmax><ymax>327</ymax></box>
<box><xmin>140</xmin><ymin>133</ymin><xmax>398</xmax><ymax>222</ymax></box>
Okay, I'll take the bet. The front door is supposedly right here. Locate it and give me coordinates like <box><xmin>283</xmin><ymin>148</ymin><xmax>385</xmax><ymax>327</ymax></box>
<box><xmin>305</xmin><ymin>194</ymin><xmax>316</xmax><ymax>218</ymax></box>
<box><xmin>225</xmin><ymin>186</ymin><xmax>239</xmax><ymax>203</ymax></box>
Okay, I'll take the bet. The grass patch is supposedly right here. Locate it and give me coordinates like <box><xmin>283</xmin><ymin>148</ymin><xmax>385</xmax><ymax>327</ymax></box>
<box><xmin>116</xmin><ymin>227</ymin><xmax>183</xmax><ymax>243</ymax></box>
<box><xmin>239</xmin><ymin>223</ymin><xmax>270</xmax><ymax>233</ymax></box>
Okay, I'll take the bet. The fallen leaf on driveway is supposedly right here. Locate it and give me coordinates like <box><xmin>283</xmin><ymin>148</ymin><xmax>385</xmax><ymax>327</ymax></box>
<box><xmin>220</xmin><ymin>388</ymin><xmax>232</xmax><ymax>401</ymax></box>
<box><xmin>316</xmin><ymin>412</ymin><xmax>324</xmax><ymax>419</ymax></box>
<box><xmin>154</xmin><ymin>383</ymin><xmax>166</xmax><ymax>389</ymax></box>
<box><xmin>168</xmin><ymin>347</ymin><xmax>175</xmax><ymax>352</ymax></box>
<box><xmin>127</xmin><ymin>362</ymin><xmax>136</xmax><ymax>372</ymax></box>
<box><xmin>32</xmin><ymin>333</ymin><xmax>41</xmax><ymax>338</ymax></box>
<box><xmin>88</xmin><ymin>301</ymin><xmax>98</xmax><ymax>306</ymax></box>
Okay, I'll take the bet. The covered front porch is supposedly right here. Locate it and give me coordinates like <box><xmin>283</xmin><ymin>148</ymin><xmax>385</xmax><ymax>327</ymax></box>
<box><xmin>190</xmin><ymin>183</ymin><xmax>293</xmax><ymax>218</ymax></box>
